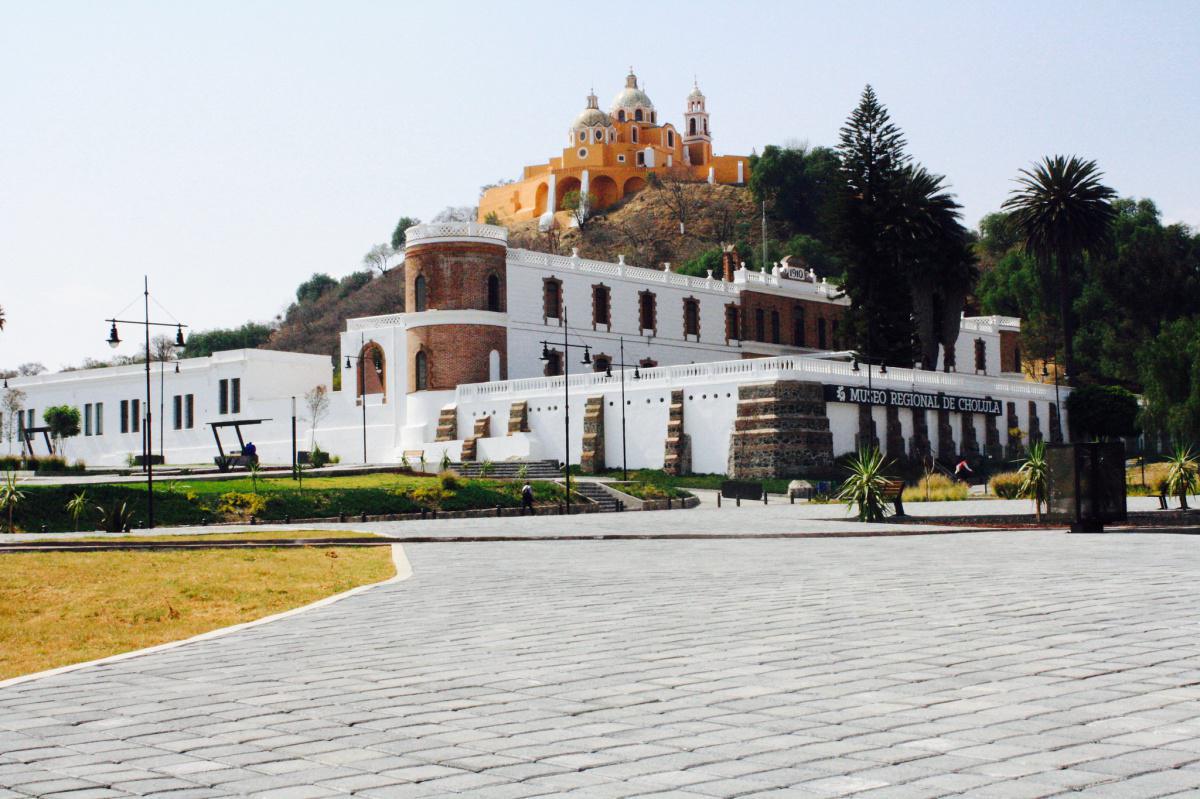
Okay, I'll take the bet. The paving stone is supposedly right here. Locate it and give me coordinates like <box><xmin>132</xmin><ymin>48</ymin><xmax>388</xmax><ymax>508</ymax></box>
<box><xmin>1</xmin><ymin>533</ymin><xmax>1200</xmax><ymax>798</ymax></box>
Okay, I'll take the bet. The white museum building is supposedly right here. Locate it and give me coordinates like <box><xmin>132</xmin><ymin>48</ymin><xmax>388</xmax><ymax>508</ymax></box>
<box><xmin>5</xmin><ymin>223</ymin><xmax>1067</xmax><ymax>477</ymax></box>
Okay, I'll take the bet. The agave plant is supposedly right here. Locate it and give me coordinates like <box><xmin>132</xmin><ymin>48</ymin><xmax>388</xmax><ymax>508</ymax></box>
<box><xmin>1165</xmin><ymin>446</ymin><xmax>1198</xmax><ymax>510</ymax></box>
<box><xmin>439</xmin><ymin>450</ymin><xmax>452</xmax><ymax>471</ymax></box>
<box><xmin>1018</xmin><ymin>440</ymin><xmax>1049</xmax><ymax>522</ymax></box>
<box><xmin>0</xmin><ymin>471</ymin><xmax>25</xmax><ymax>533</ymax></box>
<box><xmin>479</xmin><ymin>459</ymin><xmax>494</xmax><ymax>478</ymax></box>
<box><xmin>515</xmin><ymin>463</ymin><xmax>529</xmax><ymax>481</ymax></box>
<box><xmin>66</xmin><ymin>490</ymin><xmax>91</xmax><ymax>532</ymax></box>
<box><xmin>96</xmin><ymin>500</ymin><xmax>135</xmax><ymax>533</ymax></box>
<box><xmin>836</xmin><ymin>447</ymin><xmax>891</xmax><ymax>522</ymax></box>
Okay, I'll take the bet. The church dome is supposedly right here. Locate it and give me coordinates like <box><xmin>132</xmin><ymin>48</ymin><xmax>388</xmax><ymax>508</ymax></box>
<box><xmin>688</xmin><ymin>83</ymin><xmax>704</xmax><ymax>100</ymax></box>
<box><xmin>610</xmin><ymin>70</ymin><xmax>654</xmax><ymax>112</ymax></box>
<box><xmin>571</xmin><ymin>90</ymin><xmax>612</xmax><ymax>130</ymax></box>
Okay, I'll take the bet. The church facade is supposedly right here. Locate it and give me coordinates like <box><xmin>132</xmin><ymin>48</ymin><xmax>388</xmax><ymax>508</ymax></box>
<box><xmin>477</xmin><ymin>71</ymin><xmax>751</xmax><ymax>225</ymax></box>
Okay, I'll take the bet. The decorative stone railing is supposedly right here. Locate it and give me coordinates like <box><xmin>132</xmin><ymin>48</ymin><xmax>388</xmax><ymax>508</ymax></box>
<box><xmin>508</xmin><ymin>249</ymin><xmax>737</xmax><ymax>295</ymax></box>
<box><xmin>960</xmin><ymin>315</ymin><xmax>1022</xmax><ymax>333</ymax></box>
<box><xmin>456</xmin><ymin>353</ymin><xmax>1060</xmax><ymax>403</ymax></box>
<box><xmin>405</xmin><ymin>222</ymin><xmax>508</xmax><ymax>246</ymax></box>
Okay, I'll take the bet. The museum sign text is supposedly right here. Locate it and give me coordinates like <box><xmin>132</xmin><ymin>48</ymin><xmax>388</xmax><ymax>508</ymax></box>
<box><xmin>823</xmin><ymin>384</ymin><xmax>1001</xmax><ymax>416</ymax></box>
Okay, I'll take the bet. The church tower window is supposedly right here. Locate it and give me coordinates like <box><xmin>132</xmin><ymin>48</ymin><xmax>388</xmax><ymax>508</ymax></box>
<box><xmin>631</xmin><ymin>126</ymin><xmax>638</xmax><ymax>143</ymax></box>
<box><xmin>635</xmin><ymin>109</ymin><xmax>643</xmax><ymax>122</ymax></box>
<box><xmin>415</xmin><ymin>351</ymin><xmax>429</xmax><ymax>391</ymax></box>
<box><xmin>487</xmin><ymin>274</ymin><xmax>501</xmax><ymax>312</ymax></box>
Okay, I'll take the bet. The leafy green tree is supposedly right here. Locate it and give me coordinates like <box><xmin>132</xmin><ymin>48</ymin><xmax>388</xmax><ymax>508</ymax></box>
<box><xmin>561</xmin><ymin>190</ymin><xmax>597</xmax><ymax>231</ymax></box>
<box><xmin>43</xmin><ymin>405</ymin><xmax>81</xmax><ymax>455</ymax></box>
<box><xmin>391</xmin><ymin>216</ymin><xmax>421</xmax><ymax>250</ymax></box>
<box><xmin>295</xmin><ymin>273</ymin><xmax>338</xmax><ymax>304</ymax></box>
<box><xmin>749</xmin><ymin>144</ymin><xmax>840</xmax><ymax>239</ymax></box>
<box><xmin>1065</xmin><ymin>384</ymin><xmax>1139</xmax><ymax>440</ymax></box>
<box><xmin>1002</xmin><ymin>155</ymin><xmax>1117</xmax><ymax>382</ymax></box>
<box><xmin>1138</xmin><ymin>316</ymin><xmax>1200</xmax><ymax>444</ymax></box>
<box><xmin>780</xmin><ymin>234</ymin><xmax>843</xmax><ymax>279</ymax></box>
<box><xmin>184</xmin><ymin>322</ymin><xmax>274</xmax><ymax>358</ymax></box>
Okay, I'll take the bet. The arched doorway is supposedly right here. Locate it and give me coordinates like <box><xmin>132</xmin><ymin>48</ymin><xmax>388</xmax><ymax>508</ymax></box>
<box><xmin>486</xmin><ymin>273</ymin><xmax>501</xmax><ymax>312</ymax></box>
<box><xmin>591</xmin><ymin>175</ymin><xmax>619</xmax><ymax>209</ymax></box>
<box><xmin>357</xmin><ymin>342</ymin><xmax>386</xmax><ymax>396</ymax></box>
<box><xmin>533</xmin><ymin>182</ymin><xmax>549</xmax><ymax>215</ymax></box>
<box><xmin>556</xmin><ymin>176</ymin><xmax>581</xmax><ymax>211</ymax></box>
<box><xmin>623</xmin><ymin>176</ymin><xmax>647</xmax><ymax>198</ymax></box>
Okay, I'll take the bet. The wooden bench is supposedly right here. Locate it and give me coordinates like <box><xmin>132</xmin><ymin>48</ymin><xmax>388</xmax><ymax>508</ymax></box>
<box><xmin>882</xmin><ymin>479</ymin><xmax>906</xmax><ymax>516</ymax></box>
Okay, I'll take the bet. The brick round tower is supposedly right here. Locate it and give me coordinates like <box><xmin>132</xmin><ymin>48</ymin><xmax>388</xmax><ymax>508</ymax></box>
<box><xmin>402</xmin><ymin>222</ymin><xmax>509</xmax><ymax>392</ymax></box>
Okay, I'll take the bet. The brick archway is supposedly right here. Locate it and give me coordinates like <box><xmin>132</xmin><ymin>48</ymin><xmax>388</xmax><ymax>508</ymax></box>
<box><xmin>357</xmin><ymin>342</ymin><xmax>386</xmax><ymax>397</ymax></box>
<box><xmin>533</xmin><ymin>182</ymin><xmax>549</xmax><ymax>216</ymax></box>
<box><xmin>623</xmin><ymin>176</ymin><xmax>647</xmax><ymax>197</ymax></box>
<box><xmin>592</xmin><ymin>175</ymin><xmax>619</xmax><ymax>209</ymax></box>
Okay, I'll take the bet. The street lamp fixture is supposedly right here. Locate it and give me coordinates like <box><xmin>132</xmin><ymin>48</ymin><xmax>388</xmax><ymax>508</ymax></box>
<box><xmin>344</xmin><ymin>334</ymin><xmax>384</xmax><ymax>464</ymax></box>
<box><xmin>102</xmin><ymin>276</ymin><xmax>187</xmax><ymax>529</ymax></box>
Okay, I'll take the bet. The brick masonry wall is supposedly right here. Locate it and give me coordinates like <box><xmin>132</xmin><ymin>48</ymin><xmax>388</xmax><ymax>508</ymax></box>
<box><xmin>1000</xmin><ymin>330</ymin><xmax>1021</xmax><ymax>373</ymax></box>
<box><xmin>405</xmin><ymin>241</ymin><xmax>507</xmax><ymax>312</ymax></box>
<box><xmin>407</xmin><ymin>325</ymin><xmax>507</xmax><ymax>393</ymax></box>
<box><xmin>727</xmin><ymin>381</ymin><xmax>834</xmax><ymax>478</ymax></box>
<box><xmin>738</xmin><ymin>289</ymin><xmax>846</xmax><ymax>348</ymax></box>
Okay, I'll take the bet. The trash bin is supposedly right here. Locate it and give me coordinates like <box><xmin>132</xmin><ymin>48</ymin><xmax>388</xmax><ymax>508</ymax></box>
<box><xmin>1047</xmin><ymin>442</ymin><xmax>1127</xmax><ymax>533</ymax></box>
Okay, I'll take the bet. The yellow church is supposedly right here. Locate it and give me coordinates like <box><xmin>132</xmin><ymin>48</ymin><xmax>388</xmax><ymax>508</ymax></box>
<box><xmin>478</xmin><ymin>70</ymin><xmax>751</xmax><ymax>225</ymax></box>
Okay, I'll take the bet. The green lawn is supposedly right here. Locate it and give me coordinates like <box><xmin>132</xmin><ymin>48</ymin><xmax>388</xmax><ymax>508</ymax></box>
<box><xmin>9</xmin><ymin>474</ymin><xmax>566</xmax><ymax>533</ymax></box>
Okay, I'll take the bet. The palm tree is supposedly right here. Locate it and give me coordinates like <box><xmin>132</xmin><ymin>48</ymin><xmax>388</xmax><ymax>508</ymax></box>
<box><xmin>0</xmin><ymin>305</ymin><xmax>6</xmax><ymax>331</ymax></box>
<box><xmin>882</xmin><ymin>165</ymin><xmax>976</xmax><ymax>370</ymax></box>
<box><xmin>1002</xmin><ymin>155</ymin><xmax>1117</xmax><ymax>383</ymax></box>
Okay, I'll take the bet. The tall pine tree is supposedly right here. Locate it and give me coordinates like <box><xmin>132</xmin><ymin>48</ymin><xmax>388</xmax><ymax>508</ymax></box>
<box><xmin>833</xmin><ymin>86</ymin><xmax>916</xmax><ymax>366</ymax></box>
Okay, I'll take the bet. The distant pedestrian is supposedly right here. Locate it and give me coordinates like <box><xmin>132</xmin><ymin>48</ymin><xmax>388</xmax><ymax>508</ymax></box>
<box><xmin>521</xmin><ymin>482</ymin><xmax>534</xmax><ymax>515</ymax></box>
<box><xmin>954</xmin><ymin>458</ymin><xmax>973</xmax><ymax>480</ymax></box>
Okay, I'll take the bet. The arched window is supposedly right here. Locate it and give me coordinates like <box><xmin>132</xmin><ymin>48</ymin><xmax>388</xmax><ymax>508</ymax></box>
<box><xmin>703</xmin><ymin>119</ymin><xmax>708</xmax><ymax>134</ymax></box>
<box><xmin>489</xmin><ymin>349</ymin><xmax>501</xmax><ymax>382</ymax></box>
<box><xmin>415</xmin><ymin>350</ymin><xmax>428</xmax><ymax>390</ymax></box>
<box><xmin>617</xmin><ymin>109</ymin><xmax>626</xmax><ymax>122</ymax></box>
<box><xmin>635</xmin><ymin>109</ymin><xmax>643</xmax><ymax>122</ymax></box>
<box><xmin>579</xmin><ymin>130</ymin><xmax>585</xmax><ymax>142</ymax></box>
<box><xmin>414</xmin><ymin>274</ymin><xmax>427</xmax><ymax>312</ymax></box>
<box><xmin>689</xmin><ymin>118</ymin><xmax>696</xmax><ymax>135</ymax></box>
<box><xmin>667</xmin><ymin>130</ymin><xmax>674</xmax><ymax>147</ymax></box>
<box><xmin>487</xmin><ymin>274</ymin><xmax>501</xmax><ymax>312</ymax></box>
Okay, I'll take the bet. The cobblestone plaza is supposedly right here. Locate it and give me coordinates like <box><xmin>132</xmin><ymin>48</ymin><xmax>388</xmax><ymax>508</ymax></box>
<box><xmin>3</xmin><ymin>527</ymin><xmax>1200</xmax><ymax>797</ymax></box>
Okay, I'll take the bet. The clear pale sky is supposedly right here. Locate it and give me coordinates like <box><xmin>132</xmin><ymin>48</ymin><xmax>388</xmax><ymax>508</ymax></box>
<box><xmin>2</xmin><ymin>1</ymin><xmax>1197</xmax><ymax>370</ymax></box>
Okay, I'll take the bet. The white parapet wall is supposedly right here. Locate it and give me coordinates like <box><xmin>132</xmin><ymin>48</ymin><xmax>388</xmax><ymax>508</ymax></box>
<box><xmin>406</xmin><ymin>353</ymin><xmax>1066</xmax><ymax>473</ymax></box>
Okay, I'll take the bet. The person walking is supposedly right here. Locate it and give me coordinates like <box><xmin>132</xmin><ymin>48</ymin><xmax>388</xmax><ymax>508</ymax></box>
<box><xmin>954</xmin><ymin>457</ymin><xmax>973</xmax><ymax>481</ymax></box>
<box><xmin>521</xmin><ymin>481</ymin><xmax>534</xmax><ymax>515</ymax></box>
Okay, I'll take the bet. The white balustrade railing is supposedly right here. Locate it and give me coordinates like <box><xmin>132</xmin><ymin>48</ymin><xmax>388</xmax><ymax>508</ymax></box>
<box><xmin>508</xmin><ymin>248</ymin><xmax>736</xmax><ymax>295</ymax></box>
<box><xmin>960</xmin><ymin>315</ymin><xmax>1022</xmax><ymax>333</ymax></box>
<box><xmin>347</xmin><ymin>313</ymin><xmax>407</xmax><ymax>330</ymax></box>
<box><xmin>405</xmin><ymin>222</ymin><xmax>508</xmax><ymax>245</ymax></box>
<box><xmin>456</xmin><ymin>353</ymin><xmax>1059</xmax><ymax>403</ymax></box>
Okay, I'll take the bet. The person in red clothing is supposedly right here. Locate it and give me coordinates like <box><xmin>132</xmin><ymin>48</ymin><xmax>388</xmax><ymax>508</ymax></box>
<box><xmin>954</xmin><ymin>458</ymin><xmax>973</xmax><ymax>481</ymax></box>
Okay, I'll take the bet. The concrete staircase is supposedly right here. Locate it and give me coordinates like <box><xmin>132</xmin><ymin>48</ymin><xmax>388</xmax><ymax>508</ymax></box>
<box><xmin>570</xmin><ymin>481</ymin><xmax>622</xmax><ymax>513</ymax></box>
<box><xmin>450</xmin><ymin>459</ymin><xmax>562</xmax><ymax>479</ymax></box>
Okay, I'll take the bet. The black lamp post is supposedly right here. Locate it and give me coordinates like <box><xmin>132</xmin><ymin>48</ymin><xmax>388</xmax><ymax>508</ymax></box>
<box><xmin>538</xmin><ymin>307</ymin><xmax>593</xmax><ymax>515</ymax></box>
<box><xmin>345</xmin><ymin>333</ymin><xmax>384</xmax><ymax>464</ymax></box>
<box><xmin>1043</xmin><ymin>358</ymin><xmax>1062</xmax><ymax>442</ymax></box>
<box><xmin>104</xmin><ymin>276</ymin><xmax>187</xmax><ymax>529</ymax></box>
<box><xmin>602</xmin><ymin>335</ymin><xmax>643</xmax><ymax>482</ymax></box>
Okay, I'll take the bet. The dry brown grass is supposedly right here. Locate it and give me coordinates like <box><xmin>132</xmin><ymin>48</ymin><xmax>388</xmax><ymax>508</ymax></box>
<box><xmin>71</xmin><ymin>529</ymin><xmax>382</xmax><ymax>543</ymax></box>
<box><xmin>0</xmin><ymin>545</ymin><xmax>395</xmax><ymax>680</ymax></box>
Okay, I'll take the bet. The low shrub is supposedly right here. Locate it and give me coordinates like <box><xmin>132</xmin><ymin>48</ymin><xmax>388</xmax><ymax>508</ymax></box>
<box><xmin>0</xmin><ymin>454</ymin><xmax>85</xmax><ymax>473</ymax></box>
<box><xmin>438</xmin><ymin>469</ymin><xmax>461</xmax><ymax>490</ymax></box>
<box><xmin>309</xmin><ymin>446</ymin><xmax>330</xmax><ymax>468</ymax></box>
<box><xmin>989</xmin><ymin>471</ymin><xmax>1023</xmax><ymax>499</ymax></box>
<box><xmin>902</xmin><ymin>473</ymin><xmax>969</xmax><ymax>502</ymax></box>
<box><xmin>216</xmin><ymin>492</ymin><xmax>268</xmax><ymax>520</ymax></box>
<box><xmin>411</xmin><ymin>485</ymin><xmax>448</xmax><ymax>508</ymax></box>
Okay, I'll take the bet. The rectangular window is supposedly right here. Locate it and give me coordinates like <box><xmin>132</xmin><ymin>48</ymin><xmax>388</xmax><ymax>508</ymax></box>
<box><xmin>231</xmin><ymin>378</ymin><xmax>241</xmax><ymax>413</ymax></box>
<box><xmin>638</xmin><ymin>291</ymin><xmax>656</xmax><ymax>334</ymax></box>
<box><xmin>975</xmin><ymin>339</ymin><xmax>987</xmax><ymax>373</ymax></box>
<box><xmin>27</xmin><ymin>408</ymin><xmax>34</xmax><ymax>430</ymax></box>
<box><xmin>832</xmin><ymin>320</ymin><xmax>840</xmax><ymax>348</ymax></box>
<box><xmin>818</xmin><ymin>319</ymin><xmax>827</xmax><ymax>350</ymax></box>
<box><xmin>84</xmin><ymin>403</ymin><xmax>93</xmax><ymax>436</ymax></box>
<box><xmin>542</xmin><ymin>279</ymin><xmax>562</xmax><ymax>320</ymax></box>
<box><xmin>95</xmin><ymin>402</ymin><xmax>103</xmax><ymax>436</ymax></box>
<box><xmin>683</xmin><ymin>298</ymin><xmax>700</xmax><ymax>338</ymax></box>
<box><xmin>725</xmin><ymin>306</ymin><xmax>739</xmax><ymax>341</ymax></box>
<box><xmin>591</xmin><ymin>284</ymin><xmax>611</xmax><ymax>329</ymax></box>
<box><xmin>185</xmin><ymin>394</ymin><xmax>194</xmax><ymax>429</ymax></box>
<box><xmin>173</xmin><ymin>395</ymin><xmax>182</xmax><ymax>430</ymax></box>
<box><xmin>754</xmin><ymin>308</ymin><xmax>765</xmax><ymax>341</ymax></box>
<box><xmin>131</xmin><ymin>399</ymin><xmax>140</xmax><ymax>433</ymax></box>
<box><xmin>120</xmin><ymin>400</ymin><xmax>129</xmax><ymax>433</ymax></box>
<box><xmin>18</xmin><ymin>410</ymin><xmax>25</xmax><ymax>434</ymax></box>
<box><xmin>793</xmin><ymin>307</ymin><xmax>806</xmax><ymax>346</ymax></box>
<box><xmin>770</xmin><ymin>311</ymin><xmax>780</xmax><ymax>344</ymax></box>
<box><xmin>219</xmin><ymin>379</ymin><xmax>229</xmax><ymax>414</ymax></box>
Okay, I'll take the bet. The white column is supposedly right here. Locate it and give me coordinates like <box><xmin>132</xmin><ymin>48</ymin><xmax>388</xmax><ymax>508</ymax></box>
<box><xmin>737</xmin><ymin>160</ymin><xmax>744</xmax><ymax>183</ymax></box>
